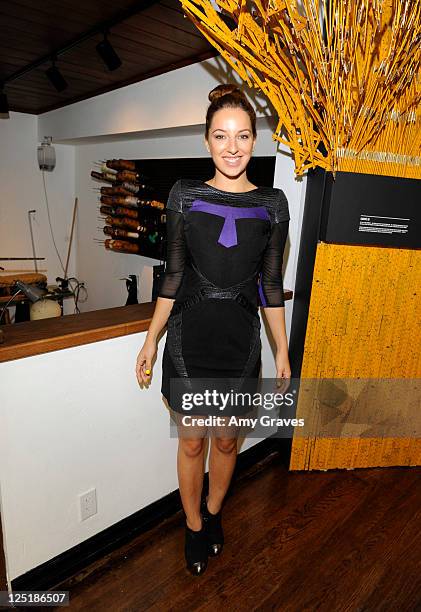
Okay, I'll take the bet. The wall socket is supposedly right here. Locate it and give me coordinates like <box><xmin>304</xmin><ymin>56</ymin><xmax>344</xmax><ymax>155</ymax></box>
<box><xmin>79</xmin><ymin>488</ymin><xmax>97</xmax><ymax>521</ymax></box>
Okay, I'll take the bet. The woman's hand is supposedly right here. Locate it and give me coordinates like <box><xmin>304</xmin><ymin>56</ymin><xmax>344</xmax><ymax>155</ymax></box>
<box><xmin>275</xmin><ymin>345</ymin><xmax>291</xmax><ymax>392</ymax></box>
<box><xmin>136</xmin><ymin>338</ymin><xmax>157</xmax><ymax>385</ymax></box>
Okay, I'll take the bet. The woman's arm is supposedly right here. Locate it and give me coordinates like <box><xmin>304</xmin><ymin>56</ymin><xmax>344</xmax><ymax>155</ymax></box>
<box><xmin>136</xmin><ymin>182</ymin><xmax>186</xmax><ymax>384</ymax></box>
<box><xmin>262</xmin><ymin>306</ymin><xmax>288</xmax><ymax>352</ymax></box>
<box><xmin>259</xmin><ymin>218</ymin><xmax>291</xmax><ymax>379</ymax></box>
<box><xmin>145</xmin><ymin>207</ymin><xmax>186</xmax><ymax>343</ymax></box>
<box><xmin>145</xmin><ymin>297</ymin><xmax>174</xmax><ymax>343</ymax></box>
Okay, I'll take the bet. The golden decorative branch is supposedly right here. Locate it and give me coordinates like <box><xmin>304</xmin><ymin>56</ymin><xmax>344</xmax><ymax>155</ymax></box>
<box><xmin>180</xmin><ymin>0</ymin><xmax>421</xmax><ymax>178</ymax></box>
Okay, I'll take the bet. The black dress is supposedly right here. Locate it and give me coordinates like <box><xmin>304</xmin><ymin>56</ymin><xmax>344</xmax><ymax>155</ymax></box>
<box><xmin>158</xmin><ymin>179</ymin><xmax>290</xmax><ymax>416</ymax></box>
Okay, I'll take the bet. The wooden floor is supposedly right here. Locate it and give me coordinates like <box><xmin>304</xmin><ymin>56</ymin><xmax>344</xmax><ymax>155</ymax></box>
<box><xmin>52</xmin><ymin>454</ymin><xmax>421</xmax><ymax>611</ymax></box>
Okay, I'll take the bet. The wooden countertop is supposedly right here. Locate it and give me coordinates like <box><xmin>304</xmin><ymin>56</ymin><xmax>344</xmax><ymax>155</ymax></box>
<box><xmin>0</xmin><ymin>302</ymin><xmax>156</xmax><ymax>363</ymax></box>
<box><xmin>0</xmin><ymin>290</ymin><xmax>293</xmax><ymax>363</ymax></box>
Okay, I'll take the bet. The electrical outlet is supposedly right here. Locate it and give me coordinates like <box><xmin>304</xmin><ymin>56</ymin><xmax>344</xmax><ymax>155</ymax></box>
<box><xmin>79</xmin><ymin>488</ymin><xmax>97</xmax><ymax>521</ymax></box>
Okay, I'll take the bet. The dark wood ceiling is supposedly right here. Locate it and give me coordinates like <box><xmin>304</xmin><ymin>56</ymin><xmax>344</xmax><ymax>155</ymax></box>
<box><xmin>0</xmin><ymin>0</ymin><xmax>218</xmax><ymax>115</ymax></box>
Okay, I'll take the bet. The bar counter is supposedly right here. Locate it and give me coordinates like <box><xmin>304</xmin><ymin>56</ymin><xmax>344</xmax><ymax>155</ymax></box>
<box><xmin>0</xmin><ymin>302</ymin><xmax>156</xmax><ymax>363</ymax></box>
<box><xmin>0</xmin><ymin>290</ymin><xmax>293</xmax><ymax>363</ymax></box>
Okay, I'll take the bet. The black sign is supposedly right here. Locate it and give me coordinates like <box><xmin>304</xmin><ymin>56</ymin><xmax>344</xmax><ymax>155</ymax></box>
<box><xmin>319</xmin><ymin>171</ymin><xmax>421</xmax><ymax>249</ymax></box>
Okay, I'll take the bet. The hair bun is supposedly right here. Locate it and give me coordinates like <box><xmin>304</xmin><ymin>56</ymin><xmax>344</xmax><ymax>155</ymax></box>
<box><xmin>208</xmin><ymin>83</ymin><xmax>244</xmax><ymax>103</ymax></box>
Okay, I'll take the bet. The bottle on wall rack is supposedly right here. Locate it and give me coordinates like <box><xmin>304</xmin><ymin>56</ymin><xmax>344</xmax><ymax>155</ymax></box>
<box><xmin>103</xmin><ymin>215</ymin><xmax>164</xmax><ymax>234</ymax></box>
<box><xmin>104</xmin><ymin>239</ymin><xmax>140</xmax><ymax>254</ymax></box>
<box><xmin>100</xmin><ymin>164</ymin><xmax>117</xmax><ymax>175</ymax></box>
<box><xmin>120</xmin><ymin>181</ymin><xmax>139</xmax><ymax>194</ymax></box>
<box><xmin>103</xmin><ymin>226</ymin><xmax>142</xmax><ymax>240</ymax></box>
<box><xmin>114</xmin><ymin>206</ymin><xmax>139</xmax><ymax>219</ymax></box>
<box><xmin>91</xmin><ymin>170</ymin><xmax>118</xmax><ymax>183</ymax></box>
<box><xmin>99</xmin><ymin>205</ymin><xmax>139</xmax><ymax>220</ymax></box>
<box><xmin>99</xmin><ymin>205</ymin><xmax>114</xmax><ymax>216</ymax></box>
<box><xmin>91</xmin><ymin>158</ymin><xmax>166</xmax><ymax>260</ymax></box>
<box><xmin>100</xmin><ymin>186</ymin><xmax>133</xmax><ymax>197</ymax></box>
<box><xmin>100</xmin><ymin>195</ymin><xmax>165</xmax><ymax>211</ymax></box>
<box><xmin>105</xmin><ymin>159</ymin><xmax>137</xmax><ymax>172</ymax></box>
<box><xmin>104</xmin><ymin>215</ymin><xmax>140</xmax><ymax>231</ymax></box>
<box><xmin>116</xmin><ymin>170</ymin><xmax>141</xmax><ymax>183</ymax></box>
<box><xmin>100</xmin><ymin>195</ymin><xmax>139</xmax><ymax>207</ymax></box>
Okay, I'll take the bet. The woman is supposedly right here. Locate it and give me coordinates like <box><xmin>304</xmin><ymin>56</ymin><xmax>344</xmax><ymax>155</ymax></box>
<box><xmin>136</xmin><ymin>83</ymin><xmax>291</xmax><ymax>576</ymax></box>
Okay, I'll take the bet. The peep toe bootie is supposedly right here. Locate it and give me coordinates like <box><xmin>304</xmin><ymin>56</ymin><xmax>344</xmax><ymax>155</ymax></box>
<box><xmin>184</xmin><ymin>524</ymin><xmax>208</xmax><ymax>576</ymax></box>
<box><xmin>201</xmin><ymin>498</ymin><xmax>224</xmax><ymax>557</ymax></box>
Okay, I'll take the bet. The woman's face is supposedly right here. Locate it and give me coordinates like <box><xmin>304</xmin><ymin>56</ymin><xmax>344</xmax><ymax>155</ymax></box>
<box><xmin>205</xmin><ymin>107</ymin><xmax>256</xmax><ymax>179</ymax></box>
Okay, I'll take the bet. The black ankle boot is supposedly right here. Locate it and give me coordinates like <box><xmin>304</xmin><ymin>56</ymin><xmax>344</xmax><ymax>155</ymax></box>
<box><xmin>185</xmin><ymin>523</ymin><xmax>208</xmax><ymax>576</ymax></box>
<box><xmin>201</xmin><ymin>498</ymin><xmax>224</xmax><ymax>556</ymax></box>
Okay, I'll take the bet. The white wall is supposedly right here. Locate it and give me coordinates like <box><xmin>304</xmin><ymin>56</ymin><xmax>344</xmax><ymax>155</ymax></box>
<box><xmin>38</xmin><ymin>57</ymin><xmax>276</xmax><ymax>142</ymax></box>
<box><xmin>0</xmin><ymin>331</ymin><xmax>174</xmax><ymax>583</ymax></box>
<box><xmin>0</xmin><ymin>112</ymin><xmax>76</xmax><ymax>317</ymax></box>
<box><xmin>273</xmin><ymin>147</ymin><xmax>308</xmax><ymax>342</ymax></box>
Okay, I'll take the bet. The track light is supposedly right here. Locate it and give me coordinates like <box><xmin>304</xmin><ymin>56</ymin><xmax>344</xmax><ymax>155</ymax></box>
<box><xmin>96</xmin><ymin>33</ymin><xmax>122</xmax><ymax>71</ymax></box>
<box><xmin>0</xmin><ymin>87</ymin><xmax>9</xmax><ymax>119</ymax></box>
<box><xmin>2</xmin><ymin>2</ymin><xmax>157</xmax><ymax>107</ymax></box>
<box><xmin>45</xmin><ymin>60</ymin><xmax>68</xmax><ymax>92</ymax></box>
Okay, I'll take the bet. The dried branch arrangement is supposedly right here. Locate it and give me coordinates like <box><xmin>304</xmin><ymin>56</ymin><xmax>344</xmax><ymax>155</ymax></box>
<box><xmin>180</xmin><ymin>0</ymin><xmax>420</xmax><ymax>178</ymax></box>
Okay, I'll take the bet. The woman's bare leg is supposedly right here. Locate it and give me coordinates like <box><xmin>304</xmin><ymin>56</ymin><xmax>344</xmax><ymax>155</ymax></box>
<box><xmin>178</xmin><ymin>438</ymin><xmax>206</xmax><ymax>530</ymax></box>
<box><xmin>207</xmin><ymin>419</ymin><xmax>239</xmax><ymax>513</ymax></box>
<box><xmin>172</xmin><ymin>410</ymin><xmax>207</xmax><ymax>531</ymax></box>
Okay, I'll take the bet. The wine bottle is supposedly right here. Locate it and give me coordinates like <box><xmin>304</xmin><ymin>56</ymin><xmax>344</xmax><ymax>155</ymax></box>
<box><xmin>91</xmin><ymin>170</ymin><xmax>116</xmax><ymax>184</ymax></box>
<box><xmin>114</xmin><ymin>206</ymin><xmax>139</xmax><ymax>219</ymax></box>
<box><xmin>120</xmin><ymin>181</ymin><xmax>139</xmax><ymax>194</ymax></box>
<box><xmin>100</xmin><ymin>195</ymin><xmax>165</xmax><ymax>210</ymax></box>
<box><xmin>99</xmin><ymin>205</ymin><xmax>114</xmax><ymax>216</ymax></box>
<box><xmin>100</xmin><ymin>164</ymin><xmax>117</xmax><ymax>175</ymax></box>
<box><xmin>104</xmin><ymin>239</ymin><xmax>139</xmax><ymax>254</ymax></box>
<box><xmin>105</xmin><ymin>159</ymin><xmax>136</xmax><ymax>172</ymax></box>
<box><xmin>100</xmin><ymin>186</ymin><xmax>133</xmax><ymax>197</ymax></box>
<box><xmin>116</xmin><ymin>170</ymin><xmax>140</xmax><ymax>183</ymax></box>
<box><xmin>104</xmin><ymin>215</ymin><xmax>141</xmax><ymax>231</ymax></box>
<box><xmin>100</xmin><ymin>203</ymin><xmax>140</xmax><ymax>220</ymax></box>
<box><xmin>150</xmin><ymin>200</ymin><xmax>165</xmax><ymax>211</ymax></box>
<box><xmin>103</xmin><ymin>226</ymin><xmax>141</xmax><ymax>240</ymax></box>
<box><xmin>100</xmin><ymin>195</ymin><xmax>139</xmax><ymax>207</ymax></box>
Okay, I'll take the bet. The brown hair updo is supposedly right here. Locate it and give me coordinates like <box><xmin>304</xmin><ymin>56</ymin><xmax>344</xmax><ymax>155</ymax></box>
<box><xmin>205</xmin><ymin>84</ymin><xmax>257</xmax><ymax>139</ymax></box>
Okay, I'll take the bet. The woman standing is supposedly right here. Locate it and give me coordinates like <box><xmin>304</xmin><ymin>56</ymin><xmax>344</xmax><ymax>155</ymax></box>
<box><xmin>136</xmin><ymin>83</ymin><xmax>291</xmax><ymax>576</ymax></box>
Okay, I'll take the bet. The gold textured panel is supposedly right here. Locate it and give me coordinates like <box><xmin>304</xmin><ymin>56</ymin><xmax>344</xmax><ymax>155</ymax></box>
<box><xmin>290</xmin><ymin>242</ymin><xmax>421</xmax><ymax>470</ymax></box>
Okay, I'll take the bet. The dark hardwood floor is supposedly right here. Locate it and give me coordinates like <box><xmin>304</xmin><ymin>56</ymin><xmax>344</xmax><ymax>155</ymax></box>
<box><xmin>51</xmin><ymin>454</ymin><xmax>421</xmax><ymax>611</ymax></box>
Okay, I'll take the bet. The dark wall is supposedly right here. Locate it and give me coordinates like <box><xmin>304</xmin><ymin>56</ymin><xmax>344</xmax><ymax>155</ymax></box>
<box><xmin>134</xmin><ymin>156</ymin><xmax>276</xmax><ymax>203</ymax></box>
<box><xmin>134</xmin><ymin>156</ymin><xmax>276</xmax><ymax>262</ymax></box>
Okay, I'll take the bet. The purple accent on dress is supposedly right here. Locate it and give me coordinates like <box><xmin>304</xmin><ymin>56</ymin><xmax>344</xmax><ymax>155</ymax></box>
<box><xmin>258</xmin><ymin>270</ymin><xmax>267</xmax><ymax>306</ymax></box>
<box><xmin>190</xmin><ymin>199</ymin><xmax>270</xmax><ymax>248</ymax></box>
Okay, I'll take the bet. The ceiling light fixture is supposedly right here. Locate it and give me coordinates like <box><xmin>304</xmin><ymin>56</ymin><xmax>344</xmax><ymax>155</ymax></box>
<box><xmin>96</xmin><ymin>32</ymin><xmax>122</xmax><ymax>71</ymax></box>
<box><xmin>0</xmin><ymin>86</ymin><xmax>9</xmax><ymax>119</ymax></box>
<box><xmin>45</xmin><ymin>59</ymin><xmax>68</xmax><ymax>92</ymax></box>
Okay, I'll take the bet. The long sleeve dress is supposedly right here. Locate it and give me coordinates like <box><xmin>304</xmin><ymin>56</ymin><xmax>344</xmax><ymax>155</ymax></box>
<box><xmin>158</xmin><ymin>179</ymin><xmax>290</xmax><ymax>416</ymax></box>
